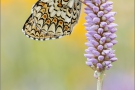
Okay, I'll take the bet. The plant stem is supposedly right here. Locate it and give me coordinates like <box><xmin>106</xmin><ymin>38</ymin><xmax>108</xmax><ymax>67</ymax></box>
<box><xmin>97</xmin><ymin>71</ymin><xmax>105</xmax><ymax>90</ymax></box>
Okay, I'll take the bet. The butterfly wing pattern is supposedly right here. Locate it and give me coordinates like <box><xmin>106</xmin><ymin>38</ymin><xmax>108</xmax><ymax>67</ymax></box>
<box><xmin>22</xmin><ymin>0</ymin><xmax>82</xmax><ymax>41</ymax></box>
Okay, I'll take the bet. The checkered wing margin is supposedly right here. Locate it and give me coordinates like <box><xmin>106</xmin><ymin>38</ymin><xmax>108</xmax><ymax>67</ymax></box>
<box><xmin>22</xmin><ymin>0</ymin><xmax>82</xmax><ymax>41</ymax></box>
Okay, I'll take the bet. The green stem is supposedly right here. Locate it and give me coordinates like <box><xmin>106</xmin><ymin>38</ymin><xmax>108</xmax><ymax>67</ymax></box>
<box><xmin>97</xmin><ymin>71</ymin><xmax>105</xmax><ymax>90</ymax></box>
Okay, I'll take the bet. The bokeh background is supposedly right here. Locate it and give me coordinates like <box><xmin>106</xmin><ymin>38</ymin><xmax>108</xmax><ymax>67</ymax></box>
<box><xmin>1</xmin><ymin>0</ymin><xmax>134</xmax><ymax>90</ymax></box>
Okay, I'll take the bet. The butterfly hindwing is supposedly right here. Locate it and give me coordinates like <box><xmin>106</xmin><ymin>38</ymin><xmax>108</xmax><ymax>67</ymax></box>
<box><xmin>22</xmin><ymin>0</ymin><xmax>82</xmax><ymax>41</ymax></box>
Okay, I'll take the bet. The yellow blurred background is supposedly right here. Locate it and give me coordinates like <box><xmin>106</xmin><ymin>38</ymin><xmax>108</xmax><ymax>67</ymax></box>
<box><xmin>1</xmin><ymin>0</ymin><xmax>134</xmax><ymax>90</ymax></box>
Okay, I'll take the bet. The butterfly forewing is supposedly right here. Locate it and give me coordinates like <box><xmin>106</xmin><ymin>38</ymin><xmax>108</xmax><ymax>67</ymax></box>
<box><xmin>22</xmin><ymin>0</ymin><xmax>82</xmax><ymax>41</ymax></box>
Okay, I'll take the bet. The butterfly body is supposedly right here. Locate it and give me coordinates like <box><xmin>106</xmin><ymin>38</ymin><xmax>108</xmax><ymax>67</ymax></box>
<box><xmin>22</xmin><ymin>0</ymin><xmax>82</xmax><ymax>41</ymax></box>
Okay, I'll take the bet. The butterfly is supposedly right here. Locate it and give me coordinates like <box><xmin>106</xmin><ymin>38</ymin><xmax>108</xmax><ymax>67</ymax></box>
<box><xmin>22</xmin><ymin>0</ymin><xmax>82</xmax><ymax>41</ymax></box>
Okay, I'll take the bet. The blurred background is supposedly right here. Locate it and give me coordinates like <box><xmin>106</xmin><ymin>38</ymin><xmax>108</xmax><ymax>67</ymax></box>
<box><xmin>1</xmin><ymin>0</ymin><xmax>134</xmax><ymax>90</ymax></box>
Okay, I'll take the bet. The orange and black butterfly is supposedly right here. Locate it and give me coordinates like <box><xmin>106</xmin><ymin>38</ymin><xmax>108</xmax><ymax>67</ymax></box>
<box><xmin>22</xmin><ymin>0</ymin><xmax>82</xmax><ymax>41</ymax></box>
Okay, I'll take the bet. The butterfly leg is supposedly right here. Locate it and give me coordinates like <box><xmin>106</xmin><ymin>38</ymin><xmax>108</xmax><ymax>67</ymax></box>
<box><xmin>79</xmin><ymin>0</ymin><xmax>91</xmax><ymax>9</ymax></box>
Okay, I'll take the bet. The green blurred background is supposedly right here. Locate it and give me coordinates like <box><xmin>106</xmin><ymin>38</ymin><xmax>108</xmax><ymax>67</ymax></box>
<box><xmin>1</xmin><ymin>0</ymin><xmax>134</xmax><ymax>90</ymax></box>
